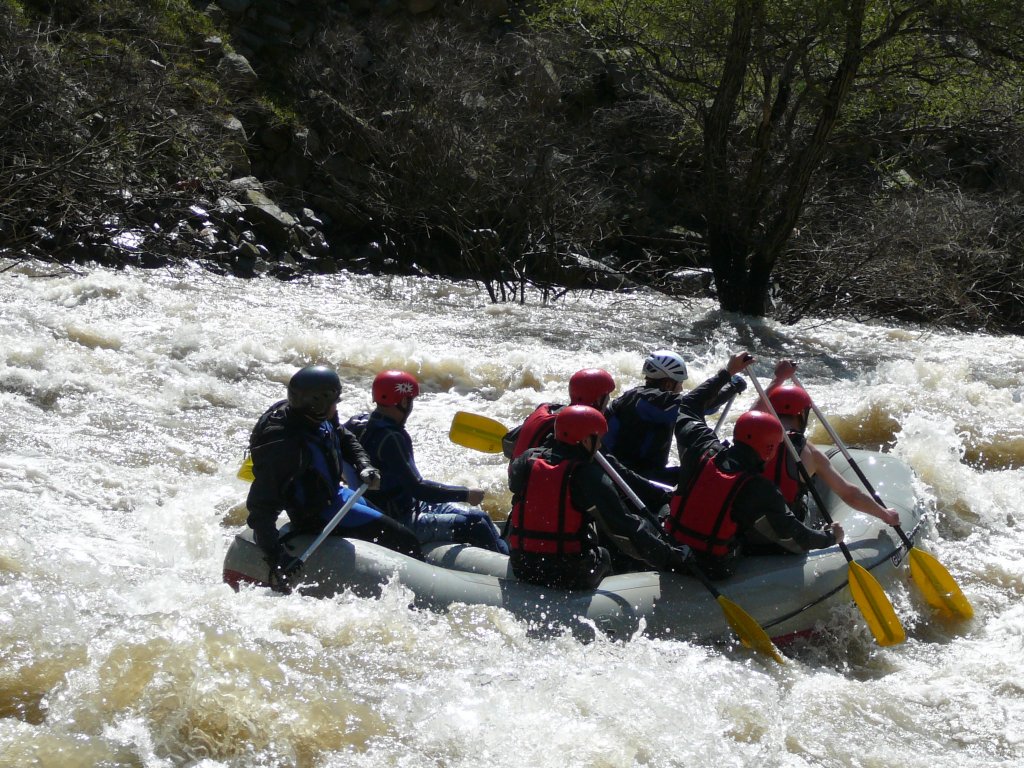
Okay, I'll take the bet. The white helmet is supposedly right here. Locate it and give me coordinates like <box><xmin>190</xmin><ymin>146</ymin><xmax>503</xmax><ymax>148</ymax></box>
<box><xmin>642</xmin><ymin>350</ymin><xmax>688</xmax><ymax>382</ymax></box>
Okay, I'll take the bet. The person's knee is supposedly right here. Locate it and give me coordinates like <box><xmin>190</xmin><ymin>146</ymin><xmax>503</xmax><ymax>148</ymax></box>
<box><xmin>454</xmin><ymin>513</ymin><xmax>507</xmax><ymax>553</ymax></box>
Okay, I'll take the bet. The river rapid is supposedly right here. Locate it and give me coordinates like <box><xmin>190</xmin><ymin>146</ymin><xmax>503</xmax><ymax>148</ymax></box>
<box><xmin>1</xmin><ymin>263</ymin><xmax>1022</xmax><ymax>768</ymax></box>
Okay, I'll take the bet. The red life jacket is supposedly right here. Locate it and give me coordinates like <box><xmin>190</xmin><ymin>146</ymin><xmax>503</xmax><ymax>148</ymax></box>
<box><xmin>664</xmin><ymin>451</ymin><xmax>751</xmax><ymax>556</ymax></box>
<box><xmin>762</xmin><ymin>431</ymin><xmax>806</xmax><ymax>506</ymax></box>
<box><xmin>507</xmin><ymin>457</ymin><xmax>587</xmax><ymax>555</ymax></box>
<box><xmin>510</xmin><ymin>404</ymin><xmax>562</xmax><ymax>459</ymax></box>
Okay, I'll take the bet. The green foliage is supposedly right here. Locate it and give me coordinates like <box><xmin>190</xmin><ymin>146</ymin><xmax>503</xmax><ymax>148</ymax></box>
<box><xmin>529</xmin><ymin>0</ymin><xmax>1024</xmax><ymax>316</ymax></box>
<box><xmin>17</xmin><ymin>0</ymin><xmax>216</xmax><ymax>40</ymax></box>
<box><xmin>2</xmin><ymin>0</ymin><xmax>1022</xmax><ymax>325</ymax></box>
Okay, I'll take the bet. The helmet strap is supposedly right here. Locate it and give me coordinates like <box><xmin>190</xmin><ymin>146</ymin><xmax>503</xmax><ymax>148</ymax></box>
<box><xmin>396</xmin><ymin>397</ymin><xmax>414</xmax><ymax>421</ymax></box>
<box><xmin>581</xmin><ymin>435</ymin><xmax>599</xmax><ymax>458</ymax></box>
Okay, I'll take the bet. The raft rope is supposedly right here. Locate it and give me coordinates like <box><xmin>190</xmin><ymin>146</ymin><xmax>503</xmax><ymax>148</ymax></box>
<box><xmin>759</xmin><ymin>515</ymin><xmax>924</xmax><ymax>631</ymax></box>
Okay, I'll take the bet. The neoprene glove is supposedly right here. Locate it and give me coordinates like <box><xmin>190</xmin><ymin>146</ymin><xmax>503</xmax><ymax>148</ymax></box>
<box><xmin>360</xmin><ymin>467</ymin><xmax>382</xmax><ymax>490</ymax></box>
<box><xmin>666</xmin><ymin>544</ymin><xmax>693</xmax><ymax>574</ymax></box>
<box><xmin>267</xmin><ymin>549</ymin><xmax>302</xmax><ymax>594</ymax></box>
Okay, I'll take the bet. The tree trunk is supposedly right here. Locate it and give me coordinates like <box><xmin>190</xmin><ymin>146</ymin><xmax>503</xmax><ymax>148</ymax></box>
<box><xmin>703</xmin><ymin>0</ymin><xmax>762</xmax><ymax>314</ymax></box>
<box><xmin>703</xmin><ymin>0</ymin><xmax>867</xmax><ymax>318</ymax></box>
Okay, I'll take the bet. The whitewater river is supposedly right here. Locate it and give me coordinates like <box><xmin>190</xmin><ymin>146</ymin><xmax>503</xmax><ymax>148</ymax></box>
<box><xmin>1</xmin><ymin>262</ymin><xmax>1022</xmax><ymax>768</ymax></box>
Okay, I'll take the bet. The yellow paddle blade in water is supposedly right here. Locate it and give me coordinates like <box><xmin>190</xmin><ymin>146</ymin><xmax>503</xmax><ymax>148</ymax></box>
<box><xmin>717</xmin><ymin>596</ymin><xmax>785</xmax><ymax>664</ymax></box>
<box><xmin>449</xmin><ymin>411</ymin><xmax>508</xmax><ymax>454</ymax></box>
<box><xmin>237</xmin><ymin>456</ymin><xmax>254</xmax><ymax>482</ymax></box>
<box><xmin>908</xmin><ymin>547</ymin><xmax>973</xmax><ymax>620</ymax></box>
<box><xmin>848</xmin><ymin>561</ymin><xmax>906</xmax><ymax>646</ymax></box>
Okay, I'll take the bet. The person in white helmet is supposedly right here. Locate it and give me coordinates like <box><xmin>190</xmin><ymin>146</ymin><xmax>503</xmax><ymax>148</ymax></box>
<box><xmin>603</xmin><ymin>350</ymin><xmax>748</xmax><ymax>485</ymax></box>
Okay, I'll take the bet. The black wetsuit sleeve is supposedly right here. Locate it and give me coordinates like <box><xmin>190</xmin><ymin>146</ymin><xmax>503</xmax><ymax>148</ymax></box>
<box><xmin>679</xmin><ymin>369</ymin><xmax>733</xmax><ymax>418</ymax></box>
<box><xmin>704</xmin><ymin>374</ymin><xmax>746</xmax><ymax>414</ymax></box>
<box><xmin>507</xmin><ymin>452</ymin><xmax>531</xmax><ymax>496</ymax></box>
<box><xmin>673</xmin><ymin>403</ymin><xmax>726</xmax><ymax>488</ymax></box>
<box><xmin>501</xmin><ymin>425</ymin><xmax>520</xmax><ymax>459</ymax></box>
<box><xmin>338</xmin><ymin>425</ymin><xmax>374</xmax><ymax>476</ymax></box>
<box><xmin>378</xmin><ymin>430</ymin><xmax>470</xmax><ymax>505</ymax></box>
<box><xmin>572</xmin><ymin>463</ymin><xmax>679</xmax><ymax>570</ymax></box>
<box><xmin>245</xmin><ymin>436</ymin><xmax>302</xmax><ymax>557</ymax></box>
<box><xmin>732</xmin><ymin>476</ymin><xmax>837</xmax><ymax>553</ymax></box>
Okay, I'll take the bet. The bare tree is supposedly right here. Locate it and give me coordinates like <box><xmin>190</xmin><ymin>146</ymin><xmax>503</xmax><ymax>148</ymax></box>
<box><xmin>537</xmin><ymin>0</ymin><xmax>1024</xmax><ymax>315</ymax></box>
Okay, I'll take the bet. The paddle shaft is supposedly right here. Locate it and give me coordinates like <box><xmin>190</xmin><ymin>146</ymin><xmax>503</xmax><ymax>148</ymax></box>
<box><xmin>593</xmin><ymin>454</ymin><xmax>740</xmax><ymax>605</ymax></box>
<box><xmin>790</xmin><ymin>374</ymin><xmax>916</xmax><ymax>550</ymax></box>
<box><xmin>594</xmin><ymin>448</ymin><xmax>784</xmax><ymax>662</ymax></box>
<box><xmin>712</xmin><ymin>393</ymin><xmax>736</xmax><ymax>435</ymax></box>
<box><xmin>297</xmin><ymin>482</ymin><xmax>370</xmax><ymax>563</ymax></box>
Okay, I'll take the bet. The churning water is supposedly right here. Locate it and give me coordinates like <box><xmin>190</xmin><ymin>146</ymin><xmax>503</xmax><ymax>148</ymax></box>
<box><xmin>1</xmin><ymin>263</ymin><xmax>1022</xmax><ymax>767</ymax></box>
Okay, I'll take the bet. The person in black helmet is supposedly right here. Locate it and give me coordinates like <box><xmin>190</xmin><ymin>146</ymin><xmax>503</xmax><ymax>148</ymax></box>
<box><xmin>245</xmin><ymin>365</ymin><xmax>423</xmax><ymax>590</ymax></box>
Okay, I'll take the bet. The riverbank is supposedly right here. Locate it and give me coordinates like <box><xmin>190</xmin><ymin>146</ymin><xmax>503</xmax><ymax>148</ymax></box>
<box><xmin>1</xmin><ymin>1</ymin><xmax>1021</xmax><ymax>332</ymax></box>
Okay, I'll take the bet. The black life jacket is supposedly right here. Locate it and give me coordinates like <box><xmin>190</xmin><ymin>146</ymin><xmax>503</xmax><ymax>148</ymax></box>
<box><xmin>250</xmin><ymin>400</ymin><xmax>342</xmax><ymax>521</ymax></box>
<box><xmin>507</xmin><ymin>456</ymin><xmax>588</xmax><ymax>555</ymax></box>
<box><xmin>664</xmin><ymin>451</ymin><xmax>752</xmax><ymax>556</ymax></box>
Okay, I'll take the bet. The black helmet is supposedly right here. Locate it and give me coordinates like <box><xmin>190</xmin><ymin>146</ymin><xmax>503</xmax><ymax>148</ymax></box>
<box><xmin>287</xmin><ymin>365</ymin><xmax>342</xmax><ymax>419</ymax></box>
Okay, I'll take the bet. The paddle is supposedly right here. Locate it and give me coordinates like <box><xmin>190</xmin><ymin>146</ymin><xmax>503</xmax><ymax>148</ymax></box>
<box><xmin>449</xmin><ymin>410</ymin><xmax>508</xmax><ymax>454</ymax></box>
<box><xmin>750</xmin><ymin>372</ymin><xmax>906</xmax><ymax>646</ymax></box>
<box><xmin>791</xmin><ymin>374</ymin><xmax>973</xmax><ymax>620</ymax></box>
<box><xmin>593</xmin><ymin>451</ymin><xmax>784</xmax><ymax>663</ymax></box>
<box><xmin>712</xmin><ymin>393</ymin><xmax>736</xmax><ymax>435</ymax></box>
<box><xmin>238</xmin><ymin>454</ymin><xmax>254</xmax><ymax>481</ymax></box>
<box><xmin>298</xmin><ymin>482</ymin><xmax>370</xmax><ymax>562</ymax></box>
<box><xmin>276</xmin><ymin>482</ymin><xmax>371</xmax><ymax>589</ymax></box>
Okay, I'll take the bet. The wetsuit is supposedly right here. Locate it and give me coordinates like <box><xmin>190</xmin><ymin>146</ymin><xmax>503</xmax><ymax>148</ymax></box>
<box><xmin>604</xmin><ymin>370</ymin><xmax>745</xmax><ymax>485</ymax></box>
<box><xmin>245</xmin><ymin>400</ymin><xmax>422</xmax><ymax>563</ymax></box>
<box><xmin>507</xmin><ymin>442</ymin><xmax>690</xmax><ymax>589</ymax></box>
<box><xmin>670</xmin><ymin>397</ymin><xmax>836</xmax><ymax>579</ymax></box>
<box><xmin>345</xmin><ymin>411</ymin><xmax>508</xmax><ymax>553</ymax></box>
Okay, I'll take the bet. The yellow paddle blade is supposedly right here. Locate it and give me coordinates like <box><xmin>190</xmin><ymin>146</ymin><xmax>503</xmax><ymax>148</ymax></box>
<box><xmin>908</xmin><ymin>547</ymin><xmax>973</xmax><ymax>620</ymax></box>
<box><xmin>449</xmin><ymin>411</ymin><xmax>508</xmax><ymax>454</ymax></box>
<box><xmin>717</xmin><ymin>595</ymin><xmax>785</xmax><ymax>664</ymax></box>
<box><xmin>237</xmin><ymin>455</ymin><xmax>254</xmax><ymax>482</ymax></box>
<box><xmin>847</xmin><ymin>561</ymin><xmax>906</xmax><ymax>646</ymax></box>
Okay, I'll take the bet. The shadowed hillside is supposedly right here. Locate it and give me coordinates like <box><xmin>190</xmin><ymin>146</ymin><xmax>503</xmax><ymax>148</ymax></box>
<box><xmin>1</xmin><ymin>0</ymin><xmax>1022</xmax><ymax>332</ymax></box>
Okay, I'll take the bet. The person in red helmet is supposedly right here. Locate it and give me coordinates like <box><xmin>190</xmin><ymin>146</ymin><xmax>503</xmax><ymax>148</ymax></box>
<box><xmin>754</xmin><ymin>360</ymin><xmax>899</xmax><ymax>526</ymax></box>
<box><xmin>668</xmin><ymin>358</ymin><xmax>843</xmax><ymax>579</ymax></box>
<box><xmin>343</xmin><ymin>370</ymin><xmax>508</xmax><ymax>553</ymax></box>
<box><xmin>506</xmin><ymin>405</ymin><xmax>692</xmax><ymax>589</ymax></box>
<box><xmin>502</xmin><ymin>368</ymin><xmax>618</xmax><ymax>460</ymax></box>
<box><xmin>502</xmin><ymin>367</ymin><xmax>672</xmax><ymax>554</ymax></box>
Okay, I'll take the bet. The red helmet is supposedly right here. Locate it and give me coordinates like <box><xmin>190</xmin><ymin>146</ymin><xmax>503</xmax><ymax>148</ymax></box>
<box><xmin>372</xmin><ymin>370</ymin><xmax>420</xmax><ymax>406</ymax></box>
<box><xmin>768</xmin><ymin>385</ymin><xmax>812</xmax><ymax>417</ymax></box>
<box><xmin>568</xmin><ymin>368</ymin><xmax>615</xmax><ymax>406</ymax></box>
<box><xmin>554</xmin><ymin>405</ymin><xmax>608</xmax><ymax>445</ymax></box>
<box><xmin>733</xmin><ymin>410</ymin><xmax>784</xmax><ymax>461</ymax></box>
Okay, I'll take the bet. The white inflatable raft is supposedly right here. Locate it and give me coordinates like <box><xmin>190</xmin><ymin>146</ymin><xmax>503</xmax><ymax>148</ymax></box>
<box><xmin>223</xmin><ymin>448</ymin><xmax>923</xmax><ymax>644</ymax></box>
